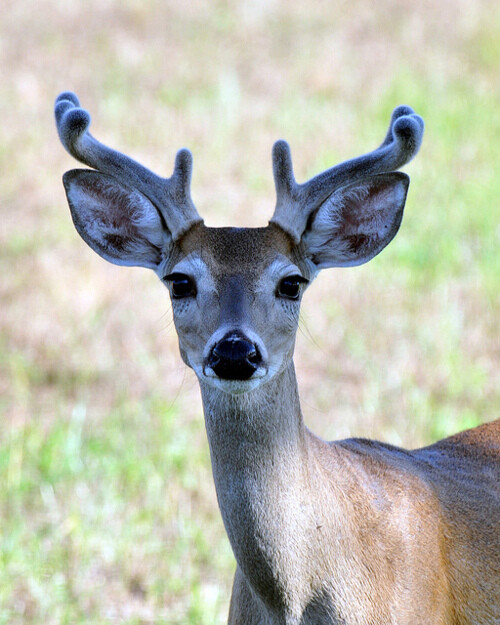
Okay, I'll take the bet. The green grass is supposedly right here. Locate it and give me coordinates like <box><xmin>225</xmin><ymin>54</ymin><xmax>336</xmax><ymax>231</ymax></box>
<box><xmin>0</xmin><ymin>396</ymin><xmax>232</xmax><ymax>624</ymax></box>
<box><xmin>0</xmin><ymin>0</ymin><xmax>498</xmax><ymax>622</ymax></box>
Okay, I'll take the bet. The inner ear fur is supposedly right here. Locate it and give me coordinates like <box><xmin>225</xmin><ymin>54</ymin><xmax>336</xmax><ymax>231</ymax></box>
<box><xmin>63</xmin><ymin>169</ymin><xmax>171</xmax><ymax>269</ymax></box>
<box><xmin>302</xmin><ymin>172</ymin><xmax>410</xmax><ymax>269</ymax></box>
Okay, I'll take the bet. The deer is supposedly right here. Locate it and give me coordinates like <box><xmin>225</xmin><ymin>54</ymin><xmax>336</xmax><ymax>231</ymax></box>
<box><xmin>54</xmin><ymin>91</ymin><xmax>499</xmax><ymax>625</ymax></box>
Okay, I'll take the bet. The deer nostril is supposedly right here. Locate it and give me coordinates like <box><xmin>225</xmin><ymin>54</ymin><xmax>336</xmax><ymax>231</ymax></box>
<box><xmin>208</xmin><ymin>333</ymin><xmax>262</xmax><ymax>381</ymax></box>
<box><xmin>247</xmin><ymin>349</ymin><xmax>259</xmax><ymax>365</ymax></box>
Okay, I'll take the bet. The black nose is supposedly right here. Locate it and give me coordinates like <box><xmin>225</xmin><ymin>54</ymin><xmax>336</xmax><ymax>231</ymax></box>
<box><xmin>208</xmin><ymin>332</ymin><xmax>261</xmax><ymax>380</ymax></box>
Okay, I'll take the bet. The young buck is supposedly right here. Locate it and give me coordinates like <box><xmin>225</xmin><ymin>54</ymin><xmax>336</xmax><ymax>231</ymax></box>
<box><xmin>55</xmin><ymin>92</ymin><xmax>499</xmax><ymax>625</ymax></box>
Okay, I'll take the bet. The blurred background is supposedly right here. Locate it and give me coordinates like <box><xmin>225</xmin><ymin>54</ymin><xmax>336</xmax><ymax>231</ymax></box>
<box><xmin>0</xmin><ymin>0</ymin><xmax>498</xmax><ymax>623</ymax></box>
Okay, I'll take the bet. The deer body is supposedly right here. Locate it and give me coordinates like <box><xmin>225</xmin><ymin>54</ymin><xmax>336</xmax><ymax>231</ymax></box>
<box><xmin>204</xmin><ymin>367</ymin><xmax>446</xmax><ymax>625</ymax></box>
<box><xmin>55</xmin><ymin>93</ymin><xmax>500</xmax><ymax>624</ymax></box>
<box><xmin>214</xmin><ymin>381</ymin><xmax>500</xmax><ymax>625</ymax></box>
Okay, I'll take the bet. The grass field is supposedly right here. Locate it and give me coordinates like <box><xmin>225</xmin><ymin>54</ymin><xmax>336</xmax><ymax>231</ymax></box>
<box><xmin>1</xmin><ymin>1</ymin><xmax>499</xmax><ymax>623</ymax></box>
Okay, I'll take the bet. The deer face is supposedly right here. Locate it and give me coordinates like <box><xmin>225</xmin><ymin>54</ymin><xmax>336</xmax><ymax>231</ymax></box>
<box><xmin>163</xmin><ymin>224</ymin><xmax>313</xmax><ymax>394</ymax></box>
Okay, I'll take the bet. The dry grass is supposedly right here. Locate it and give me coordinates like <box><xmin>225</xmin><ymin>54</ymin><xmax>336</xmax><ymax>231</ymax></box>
<box><xmin>1</xmin><ymin>1</ymin><xmax>499</xmax><ymax>623</ymax></box>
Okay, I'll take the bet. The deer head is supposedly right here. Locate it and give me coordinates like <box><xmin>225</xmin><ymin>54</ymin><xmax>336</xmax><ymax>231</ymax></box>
<box><xmin>55</xmin><ymin>92</ymin><xmax>423</xmax><ymax>396</ymax></box>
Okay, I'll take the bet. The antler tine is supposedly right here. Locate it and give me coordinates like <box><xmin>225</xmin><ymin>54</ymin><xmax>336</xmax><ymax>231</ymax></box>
<box><xmin>272</xmin><ymin>140</ymin><xmax>299</xmax><ymax>204</ymax></box>
<box><xmin>270</xmin><ymin>106</ymin><xmax>424</xmax><ymax>243</ymax></box>
<box><xmin>377</xmin><ymin>105</ymin><xmax>419</xmax><ymax>149</ymax></box>
<box><xmin>54</xmin><ymin>92</ymin><xmax>202</xmax><ymax>240</ymax></box>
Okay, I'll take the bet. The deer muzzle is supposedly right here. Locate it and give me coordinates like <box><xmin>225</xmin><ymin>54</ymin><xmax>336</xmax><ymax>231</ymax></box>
<box><xmin>207</xmin><ymin>331</ymin><xmax>263</xmax><ymax>381</ymax></box>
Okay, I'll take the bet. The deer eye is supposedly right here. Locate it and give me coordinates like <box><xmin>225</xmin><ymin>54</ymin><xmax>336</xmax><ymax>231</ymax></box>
<box><xmin>277</xmin><ymin>275</ymin><xmax>308</xmax><ymax>300</ymax></box>
<box><xmin>164</xmin><ymin>273</ymin><xmax>196</xmax><ymax>299</ymax></box>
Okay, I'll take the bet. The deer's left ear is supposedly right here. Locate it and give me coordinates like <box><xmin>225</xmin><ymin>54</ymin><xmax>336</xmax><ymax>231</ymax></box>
<box><xmin>302</xmin><ymin>172</ymin><xmax>409</xmax><ymax>268</ymax></box>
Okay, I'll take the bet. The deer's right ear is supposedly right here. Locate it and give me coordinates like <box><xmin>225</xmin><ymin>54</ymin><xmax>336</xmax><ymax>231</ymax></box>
<box><xmin>63</xmin><ymin>169</ymin><xmax>171</xmax><ymax>269</ymax></box>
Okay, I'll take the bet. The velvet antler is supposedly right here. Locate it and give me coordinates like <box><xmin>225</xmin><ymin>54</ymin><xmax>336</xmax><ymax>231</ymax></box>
<box><xmin>270</xmin><ymin>106</ymin><xmax>424</xmax><ymax>243</ymax></box>
<box><xmin>55</xmin><ymin>92</ymin><xmax>202</xmax><ymax>240</ymax></box>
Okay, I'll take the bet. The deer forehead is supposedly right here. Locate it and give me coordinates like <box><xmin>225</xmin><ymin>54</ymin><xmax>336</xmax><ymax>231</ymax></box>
<box><xmin>173</xmin><ymin>223</ymin><xmax>299</xmax><ymax>284</ymax></box>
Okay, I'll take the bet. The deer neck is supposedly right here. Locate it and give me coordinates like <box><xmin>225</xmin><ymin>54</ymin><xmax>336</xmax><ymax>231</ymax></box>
<box><xmin>199</xmin><ymin>362</ymin><xmax>314</xmax><ymax>607</ymax></box>
<box><xmin>198</xmin><ymin>364</ymin><xmax>420</xmax><ymax>621</ymax></box>
<box><xmin>200</xmin><ymin>361</ymin><xmax>307</xmax><ymax>493</ymax></box>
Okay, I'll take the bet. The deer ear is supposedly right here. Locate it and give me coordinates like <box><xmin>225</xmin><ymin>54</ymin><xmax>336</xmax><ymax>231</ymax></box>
<box><xmin>302</xmin><ymin>172</ymin><xmax>409</xmax><ymax>268</ymax></box>
<box><xmin>63</xmin><ymin>169</ymin><xmax>171</xmax><ymax>269</ymax></box>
